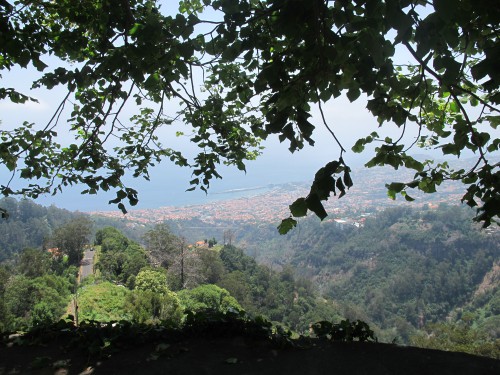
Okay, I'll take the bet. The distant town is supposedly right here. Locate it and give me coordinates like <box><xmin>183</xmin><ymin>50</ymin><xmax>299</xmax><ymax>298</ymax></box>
<box><xmin>91</xmin><ymin>166</ymin><xmax>466</xmax><ymax>227</ymax></box>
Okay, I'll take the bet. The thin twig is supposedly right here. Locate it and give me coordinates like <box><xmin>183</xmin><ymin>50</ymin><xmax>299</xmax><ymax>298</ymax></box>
<box><xmin>317</xmin><ymin>97</ymin><xmax>346</xmax><ymax>155</ymax></box>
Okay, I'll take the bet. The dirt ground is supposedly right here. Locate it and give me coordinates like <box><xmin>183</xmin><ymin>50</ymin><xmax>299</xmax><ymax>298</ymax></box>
<box><xmin>1</xmin><ymin>333</ymin><xmax>499</xmax><ymax>375</ymax></box>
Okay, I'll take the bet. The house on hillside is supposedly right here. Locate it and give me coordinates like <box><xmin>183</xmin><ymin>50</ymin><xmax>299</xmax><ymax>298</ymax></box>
<box><xmin>47</xmin><ymin>247</ymin><xmax>62</xmax><ymax>258</ymax></box>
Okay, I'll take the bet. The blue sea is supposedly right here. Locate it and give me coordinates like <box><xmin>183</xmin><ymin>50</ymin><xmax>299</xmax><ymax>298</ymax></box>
<box><xmin>29</xmin><ymin>152</ymin><xmax>326</xmax><ymax>211</ymax></box>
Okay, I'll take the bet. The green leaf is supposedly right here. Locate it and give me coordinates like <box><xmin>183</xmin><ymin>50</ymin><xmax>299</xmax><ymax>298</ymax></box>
<box><xmin>346</xmin><ymin>87</ymin><xmax>360</xmax><ymax>102</ymax></box>
<box><xmin>278</xmin><ymin>217</ymin><xmax>297</xmax><ymax>235</ymax></box>
<box><xmin>144</xmin><ymin>73</ymin><xmax>160</xmax><ymax>90</ymax></box>
<box><xmin>434</xmin><ymin>0</ymin><xmax>458</xmax><ymax>18</ymax></box>
<box><xmin>129</xmin><ymin>23</ymin><xmax>142</xmax><ymax>35</ymax></box>
<box><xmin>289</xmin><ymin>198</ymin><xmax>308</xmax><ymax>217</ymax></box>
<box><xmin>485</xmin><ymin>116</ymin><xmax>499</xmax><ymax>129</ymax></box>
<box><xmin>221</xmin><ymin>40</ymin><xmax>242</xmax><ymax>61</ymax></box>
<box><xmin>117</xmin><ymin>203</ymin><xmax>127</xmax><ymax>214</ymax></box>
<box><xmin>403</xmin><ymin>157</ymin><xmax>424</xmax><ymax>172</ymax></box>
<box><xmin>306</xmin><ymin>194</ymin><xmax>328</xmax><ymax>220</ymax></box>
<box><xmin>17</xmin><ymin>50</ymin><xmax>31</xmax><ymax>67</ymax></box>
<box><xmin>336</xmin><ymin>177</ymin><xmax>346</xmax><ymax>198</ymax></box>
<box><xmin>386</xmin><ymin>182</ymin><xmax>405</xmax><ymax>200</ymax></box>
<box><xmin>401</xmin><ymin>191</ymin><xmax>415</xmax><ymax>201</ymax></box>
<box><xmin>476</xmin><ymin>132</ymin><xmax>490</xmax><ymax>147</ymax></box>
<box><xmin>449</xmin><ymin>101</ymin><xmax>459</xmax><ymax>113</ymax></box>
<box><xmin>343</xmin><ymin>170</ymin><xmax>353</xmax><ymax>188</ymax></box>
<box><xmin>386</xmin><ymin>182</ymin><xmax>405</xmax><ymax>192</ymax></box>
<box><xmin>32</xmin><ymin>58</ymin><xmax>48</xmax><ymax>71</ymax></box>
<box><xmin>471</xmin><ymin>59</ymin><xmax>490</xmax><ymax>81</ymax></box>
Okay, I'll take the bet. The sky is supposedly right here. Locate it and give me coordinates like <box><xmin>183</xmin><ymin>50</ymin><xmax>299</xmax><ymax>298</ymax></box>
<box><xmin>0</xmin><ymin>1</ymin><xmax>496</xmax><ymax>212</ymax></box>
<box><xmin>0</xmin><ymin>70</ymin><xmax>391</xmax><ymax>211</ymax></box>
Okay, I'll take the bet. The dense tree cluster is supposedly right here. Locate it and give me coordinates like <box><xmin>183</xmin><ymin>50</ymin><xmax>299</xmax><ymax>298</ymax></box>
<box><xmin>0</xmin><ymin>201</ymin><xmax>94</xmax><ymax>330</ymax></box>
<box><xmin>0</xmin><ymin>249</ymin><xmax>77</xmax><ymax>331</ymax></box>
<box><xmin>235</xmin><ymin>205</ymin><xmax>499</xmax><ymax>345</ymax></box>
<box><xmin>94</xmin><ymin>226</ymin><xmax>149</xmax><ymax>285</ymax></box>
<box><xmin>0</xmin><ymin>197</ymin><xmax>81</xmax><ymax>261</ymax></box>
<box><xmin>86</xmin><ymin>204</ymin><xmax>499</xmax><ymax>347</ymax></box>
<box><xmin>411</xmin><ymin>319</ymin><xmax>499</xmax><ymax>359</ymax></box>
<box><xmin>0</xmin><ymin>199</ymin><xmax>498</xmax><ymax>357</ymax></box>
<box><xmin>1</xmin><ymin>212</ymin><xmax>345</xmax><ymax>333</ymax></box>
<box><xmin>49</xmin><ymin>216</ymin><xmax>93</xmax><ymax>265</ymax></box>
<box><xmin>217</xmin><ymin>245</ymin><xmax>342</xmax><ymax>330</ymax></box>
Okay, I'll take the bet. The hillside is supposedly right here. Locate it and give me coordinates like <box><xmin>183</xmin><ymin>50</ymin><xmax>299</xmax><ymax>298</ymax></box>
<box><xmin>135</xmin><ymin>204</ymin><xmax>499</xmax><ymax>347</ymax></box>
<box><xmin>1</xmin><ymin>198</ymin><xmax>498</xmax><ymax>360</ymax></box>
<box><xmin>235</xmin><ymin>205</ymin><xmax>500</xmax><ymax>342</ymax></box>
<box><xmin>0</xmin><ymin>198</ymin><xmax>81</xmax><ymax>262</ymax></box>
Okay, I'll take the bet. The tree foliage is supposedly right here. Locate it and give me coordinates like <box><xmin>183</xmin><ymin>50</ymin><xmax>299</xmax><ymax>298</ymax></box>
<box><xmin>177</xmin><ymin>284</ymin><xmax>243</xmax><ymax>314</ymax></box>
<box><xmin>94</xmin><ymin>226</ymin><xmax>148</xmax><ymax>283</ymax></box>
<box><xmin>18</xmin><ymin>247</ymin><xmax>52</xmax><ymax>278</ymax></box>
<box><xmin>237</xmin><ymin>205</ymin><xmax>499</xmax><ymax>341</ymax></box>
<box><xmin>50</xmin><ymin>216</ymin><xmax>93</xmax><ymax>265</ymax></box>
<box><xmin>218</xmin><ymin>245</ymin><xmax>342</xmax><ymax>331</ymax></box>
<box><xmin>0</xmin><ymin>0</ymin><xmax>498</xmax><ymax>229</ymax></box>
<box><xmin>126</xmin><ymin>288</ymin><xmax>183</xmax><ymax>325</ymax></box>
<box><xmin>2</xmin><ymin>273</ymin><xmax>73</xmax><ymax>330</ymax></box>
<box><xmin>134</xmin><ymin>268</ymin><xmax>169</xmax><ymax>294</ymax></box>
<box><xmin>143</xmin><ymin>224</ymin><xmax>202</xmax><ymax>289</ymax></box>
<box><xmin>0</xmin><ymin>197</ymin><xmax>79</xmax><ymax>261</ymax></box>
<box><xmin>410</xmin><ymin>320</ymin><xmax>499</xmax><ymax>359</ymax></box>
<box><xmin>143</xmin><ymin>224</ymin><xmax>181</xmax><ymax>268</ymax></box>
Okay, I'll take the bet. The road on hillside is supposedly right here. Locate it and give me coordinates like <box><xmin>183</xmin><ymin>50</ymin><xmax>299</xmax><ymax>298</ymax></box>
<box><xmin>80</xmin><ymin>248</ymin><xmax>94</xmax><ymax>282</ymax></box>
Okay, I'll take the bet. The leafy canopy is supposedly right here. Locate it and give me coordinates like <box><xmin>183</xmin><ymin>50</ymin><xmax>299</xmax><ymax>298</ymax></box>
<box><xmin>0</xmin><ymin>0</ymin><xmax>498</xmax><ymax>230</ymax></box>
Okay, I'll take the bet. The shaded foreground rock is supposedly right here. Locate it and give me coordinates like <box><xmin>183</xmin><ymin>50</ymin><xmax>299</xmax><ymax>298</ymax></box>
<box><xmin>1</xmin><ymin>335</ymin><xmax>499</xmax><ymax>375</ymax></box>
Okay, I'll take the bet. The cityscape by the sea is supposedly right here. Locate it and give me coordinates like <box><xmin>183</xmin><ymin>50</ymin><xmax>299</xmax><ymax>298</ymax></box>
<box><xmin>90</xmin><ymin>166</ymin><xmax>465</xmax><ymax>226</ymax></box>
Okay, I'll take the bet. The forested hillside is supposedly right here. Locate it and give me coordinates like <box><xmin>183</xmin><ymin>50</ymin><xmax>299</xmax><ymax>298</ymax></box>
<box><xmin>0</xmin><ymin>198</ymin><xmax>82</xmax><ymax>262</ymax></box>
<box><xmin>162</xmin><ymin>204</ymin><xmax>499</xmax><ymax>350</ymax></box>
<box><xmin>1</xmin><ymin>199</ymin><xmax>498</xmax><ymax>358</ymax></box>
<box><xmin>88</xmin><ymin>224</ymin><xmax>341</xmax><ymax>331</ymax></box>
<box><xmin>0</xmin><ymin>199</ymin><xmax>95</xmax><ymax>331</ymax></box>
<box><xmin>0</xmin><ymin>197</ymin><xmax>154</xmax><ymax>263</ymax></box>
<box><xmin>233</xmin><ymin>205</ymin><xmax>500</xmax><ymax>347</ymax></box>
<box><xmin>0</xmin><ymin>207</ymin><xmax>340</xmax><ymax>335</ymax></box>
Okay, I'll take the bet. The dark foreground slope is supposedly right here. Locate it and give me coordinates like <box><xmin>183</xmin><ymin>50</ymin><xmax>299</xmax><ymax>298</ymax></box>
<box><xmin>1</xmin><ymin>329</ymin><xmax>498</xmax><ymax>375</ymax></box>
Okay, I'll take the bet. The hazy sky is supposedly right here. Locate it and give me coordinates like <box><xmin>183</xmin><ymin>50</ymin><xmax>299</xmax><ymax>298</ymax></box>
<box><xmin>0</xmin><ymin>2</ymin><xmax>496</xmax><ymax>211</ymax></box>
<box><xmin>1</xmin><ymin>65</ymin><xmax>392</xmax><ymax>211</ymax></box>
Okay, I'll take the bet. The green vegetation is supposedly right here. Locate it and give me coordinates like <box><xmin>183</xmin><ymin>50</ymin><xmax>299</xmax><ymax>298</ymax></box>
<box><xmin>1</xmin><ymin>198</ymin><xmax>498</xmax><ymax>359</ymax></box>
<box><xmin>94</xmin><ymin>223</ymin><xmax>342</xmax><ymax>333</ymax></box>
<box><xmin>0</xmin><ymin>1</ymin><xmax>498</xmax><ymax>230</ymax></box>
<box><xmin>134</xmin><ymin>268</ymin><xmax>169</xmax><ymax>294</ymax></box>
<box><xmin>218</xmin><ymin>246</ymin><xmax>342</xmax><ymax>331</ymax></box>
<box><xmin>178</xmin><ymin>284</ymin><xmax>243</xmax><ymax>314</ymax></box>
<box><xmin>0</xmin><ymin>197</ymin><xmax>83</xmax><ymax>262</ymax></box>
<box><xmin>77</xmin><ymin>282</ymin><xmax>131</xmax><ymax>322</ymax></box>
<box><xmin>0</xmin><ymin>260</ymin><xmax>76</xmax><ymax>331</ymax></box>
<box><xmin>311</xmin><ymin>319</ymin><xmax>376</xmax><ymax>343</ymax></box>
<box><xmin>410</xmin><ymin>320</ymin><xmax>499</xmax><ymax>359</ymax></box>
<box><xmin>50</xmin><ymin>216</ymin><xmax>93</xmax><ymax>266</ymax></box>
<box><xmin>234</xmin><ymin>205</ymin><xmax>499</xmax><ymax>354</ymax></box>
<box><xmin>126</xmin><ymin>268</ymin><xmax>184</xmax><ymax>325</ymax></box>
<box><xmin>94</xmin><ymin>227</ymin><xmax>149</xmax><ymax>285</ymax></box>
<box><xmin>467</xmin><ymin>287</ymin><xmax>500</xmax><ymax>339</ymax></box>
<box><xmin>126</xmin><ymin>289</ymin><xmax>183</xmax><ymax>326</ymax></box>
<box><xmin>0</xmin><ymin>200</ymin><xmax>93</xmax><ymax>330</ymax></box>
